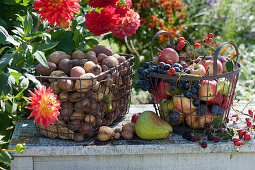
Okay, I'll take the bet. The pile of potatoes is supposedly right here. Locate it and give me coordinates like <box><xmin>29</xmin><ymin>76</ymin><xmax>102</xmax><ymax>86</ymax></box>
<box><xmin>35</xmin><ymin>45</ymin><xmax>133</xmax><ymax>141</ymax></box>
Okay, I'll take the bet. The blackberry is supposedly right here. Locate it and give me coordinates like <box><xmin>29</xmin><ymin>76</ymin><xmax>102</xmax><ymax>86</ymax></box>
<box><xmin>207</xmin><ymin>134</ymin><xmax>215</xmax><ymax>141</ymax></box>
<box><xmin>184</xmin><ymin>90</ymin><xmax>193</xmax><ymax>99</ymax></box>
<box><xmin>182</xmin><ymin>132</ymin><xmax>193</xmax><ymax>141</ymax></box>
<box><xmin>143</xmin><ymin>62</ymin><xmax>150</xmax><ymax>69</ymax></box>
<box><xmin>192</xmin><ymin>99</ymin><xmax>199</xmax><ymax>107</ymax></box>
<box><xmin>196</xmin><ymin>104</ymin><xmax>207</xmax><ymax>116</ymax></box>
<box><xmin>200</xmin><ymin>142</ymin><xmax>207</xmax><ymax>148</ymax></box>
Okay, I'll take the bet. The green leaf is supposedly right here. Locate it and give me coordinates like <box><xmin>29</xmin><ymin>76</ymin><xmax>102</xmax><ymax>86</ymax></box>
<box><xmin>24</xmin><ymin>12</ymin><xmax>33</xmax><ymax>35</ymax></box>
<box><xmin>33</xmin><ymin>51</ymin><xmax>48</xmax><ymax>68</ymax></box>
<box><xmin>39</xmin><ymin>42</ymin><xmax>59</xmax><ymax>51</ymax></box>
<box><xmin>9</xmin><ymin>72</ymin><xmax>22</xmax><ymax>84</ymax></box>
<box><xmin>0</xmin><ymin>53</ymin><xmax>15</xmax><ymax>70</ymax></box>
<box><xmin>0</xmin><ymin>100</ymin><xmax>5</xmax><ymax>112</ymax></box>
<box><xmin>21</xmin><ymin>0</ymin><xmax>29</xmax><ymax>6</ymax></box>
<box><xmin>86</xmin><ymin>39</ymin><xmax>99</xmax><ymax>48</ymax></box>
<box><xmin>226</xmin><ymin>61</ymin><xmax>234</xmax><ymax>72</ymax></box>
<box><xmin>0</xmin><ymin>151</ymin><xmax>14</xmax><ymax>163</ymax></box>
<box><xmin>6</xmin><ymin>35</ymin><xmax>20</xmax><ymax>46</ymax></box>
<box><xmin>0</xmin><ymin>26</ymin><xmax>9</xmax><ymax>43</ymax></box>
<box><xmin>25</xmin><ymin>73</ymin><xmax>41</xmax><ymax>87</ymax></box>
<box><xmin>0</xmin><ymin>46</ymin><xmax>8</xmax><ymax>55</ymax></box>
<box><xmin>19</xmin><ymin>76</ymin><xmax>29</xmax><ymax>90</ymax></box>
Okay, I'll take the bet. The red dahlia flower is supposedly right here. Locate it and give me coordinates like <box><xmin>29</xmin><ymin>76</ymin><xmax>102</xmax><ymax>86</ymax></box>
<box><xmin>112</xmin><ymin>9</ymin><xmax>140</xmax><ymax>39</ymax></box>
<box><xmin>26</xmin><ymin>85</ymin><xmax>61</xmax><ymax>127</ymax></box>
<box><xmin>89</xmin><ymin>0</ymin><xmax>119</xmax><ymax>8</ymax></box>
<box><xmin>33</xmin><ymin>0</ymin><xmax>81</xmax><ymax>27</ymax></box>
<box><xmin>85</xmin><ymin>6</ymin><xmax>120</xmax><ymax>36</ymax></box>
<box><xmin>116</xmin><ymin>0</ymin><xmax>132</xmax><ymax>17</ymax></box>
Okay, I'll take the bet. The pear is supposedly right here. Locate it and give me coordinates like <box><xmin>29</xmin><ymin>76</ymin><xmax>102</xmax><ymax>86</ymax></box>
<box><xmin>135</xmin><ymin>111</ymin><xmax>173</xmax><ymax>140</ymax></box>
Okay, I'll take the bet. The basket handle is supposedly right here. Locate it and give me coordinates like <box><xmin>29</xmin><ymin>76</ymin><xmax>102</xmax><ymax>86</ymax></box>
<box><xmin>213</xmin><ymin>42</ymin><xmax>239</xmax><ymax>75</ymax></box>
<box><xmin>150</xmin><ymin>30</ymin><xmax>175</xmax><ymax>62</ymax></box>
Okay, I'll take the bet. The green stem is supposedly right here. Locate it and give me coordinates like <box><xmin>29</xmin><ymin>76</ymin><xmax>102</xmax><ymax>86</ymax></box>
<box><xmin>185</xmin><ymin>40</ymin><xmax>199</xmax><ymax>59</ymax></box>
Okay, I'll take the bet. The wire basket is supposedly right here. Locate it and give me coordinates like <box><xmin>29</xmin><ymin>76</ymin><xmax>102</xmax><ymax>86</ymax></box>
<box><xmin>148</xmin><ymin>30</ymin><xmax>241</xmax><ymax>134</ymax></box>
<box><xmin>34</xmin><ymin>53</ymin><xmax>134</xmax><ymax>141</ymax></box>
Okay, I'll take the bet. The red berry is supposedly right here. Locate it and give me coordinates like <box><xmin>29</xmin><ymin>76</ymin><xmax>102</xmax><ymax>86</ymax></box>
<box><xmin>170</xmin><ymin>68</ymin><xmax>176</xmax><ymax>74</ymax></box>
<box><xmin>194</xmin><ymin>43</ymin><xmax>201</xmax><ymax>48</ymax></box>
<box><xmin>208</xmin><ymin>33</ymin><xmax>214</xmax><ymax>38</ymax></box>
<box><xmin>204</xmin><ymin>123</ymin><xmax>211</xmax><ymax>129</ymax></box>
<box><xmin>204</xmin><ymin>38</ymin><xmax>212</xmax><ymax>44</ymax></box>
<box><xmin>226</xmin><ymin>117</ymin><xmax>229</xmax><ymax>123</ymax></box>
<box><xmin>244</xmin><ymin>133</ymin><xmax>251</xmax><ymax>140</ymax></box>
<box><xmin>247</xmin><ymin>121</ymin><xmax>252</xmax><ymax>127</ymax></box>
<box><xmin>213</xmin><ymin>136</ymin><xmax>220</xmax><ymax>143</ymax></box>
<box><xmin>232</xmin><ymin>138</ymin><xmax>240</xmax><ymax>143</ymax></box>
<box><xmin>196</xmin><ymin>58</ymin><xmax>202</xmax><ymax>62</ymax></box>
<box><xmin>232</xmin><ymin>114</ymin><xmax>239</xmax><ymax>122</ymax></box>
<box><xmin>245</xmin><ymin>118</ymin><xmax>250</xmax><ymax>122</ymax></box>
<box><xmin>176</xmin><ymin>44</ymin><xmax>183</xmax><ymax>50</ymax></box>
<box><xmin>195</xmin><ymin>136</ymin><xmax>201</xmax><ymax>141</ymax></box>
<box><xmin>131</xmin><ymin>114</ymin><xmax>139</xmax><ymax>123</ymax></box>
<box><xmin>179</xmin><ymin>40</ymin><xmax>185</xmax><ymax>46</ymax></box>
<box><xmin>243</xmin><ymin>130</ymin><xmax>249</xmax><ymax>136</ymax></box>
<box><xmin>191</xmin><ymin>136</ymin><xmax>196</xmax><ymax>142</ymax></box>
<box><xmin>200</xmin><ymin>142</ymin><xmax>207</xmax><ymax>148</ymax></box>
<box><xmin>167</xmin><ymin>70</ymin><xmax>173</xmax><ymax>76</ymax></box>
<box><xmin>238</xmin><ymin>130</ymin><xmax>244</xmax><ymax>139</ymax></box>
<box><xmin>235</xmin><ymin>141</ymin><xmax>242</xmax><ymax>146</ymax></box>
<box><xmin>178</xmin><ymin>37</ymin><xmax>185</xmax><ymax>41</ymax></box>
<box><xmin>248</xmin><ymin>109</ymin><xmax>253</xmax><ymax>116</ymax></box>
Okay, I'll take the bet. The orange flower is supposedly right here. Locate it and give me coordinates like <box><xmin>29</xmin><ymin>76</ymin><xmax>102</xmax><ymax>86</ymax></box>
<box><xmin>231</xmin><ymin>52</ymin><xmax>236</xmax><ymax>56</ymax></box>
<box><xmin>33</xmin><ymin>0</ymin><xmax>81</xmax><ymax>27</ymax></box>
<box><xmin>208</xmin><ymin>50</ymin><xmax>213</xmax><ymax>54</ymax></box>
<box><xmin>26</xmin><ymin>85</ymin><xmax>61</xmax><ymax>127</ymax></box>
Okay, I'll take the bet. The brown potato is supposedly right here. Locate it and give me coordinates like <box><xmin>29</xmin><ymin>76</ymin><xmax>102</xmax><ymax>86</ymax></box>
<box><xmin>97</xmin><ymin>53</ymin><xmax>108</xmax><ymax>64</ymax></box>
<box><xmin>69</xmin><ymin>92</ymin><xmax>86</xmax><ymax>102</ymax></box>
<box><xmin>35</xmin><ymin>62</ymin><xmax>57</xmax><ymax>76</ymax></box>
<box><xmin>84</xmin><ymin>61</ymin><xmax>96</xmax><ymax>73</ymax></box>
<box><xmin>49</xmin><ymin>51</ymin><xmax>68</xmax><ymax>65</ymax></box>
<box><xmin>48</xmin><ymin>70</ymin><xmax>65</xmax><ymax>83</ymax></box>
<box><xmin>92</xmin><ymin>81</ymin><xmax>101</xmax><ymax>92</ymax></box>
<box><xmin>101</xmin><ymin>65</ymin><xmax>108</xmax><ymax>72</ymax></box>
<box><xmin>92</xmin><ymin>45</ymin><xmax>113</xmax><ymax>56</ymax></box>
<box><xmin>72</xmin><ymin>50</ymin><xmax>85</xmax><ymax>59</ymax></box>
<box><xmin>57</xmin><ymin>77</ymin><xmax>74</xmax><ymax>90</ymax></box>
<box><xmin>73</xmin><ymin>98</ymin><xmax>90</xmax><ymax>112</ymax></box>
<box><xmin>113</xmin><ymin>133</ymin><xmax>121</xmax><ymax>140</ymax></box>
<box><xmin>70</xmin><ymin>66</ymin><xmax>86</xmax><ymax>77</ymax></box>
<box><xmin>114</xmin><ymin>128</ymin><xmax>122</xmax><ymax>134</ymax></box>
<box><xmin>84</xmin><ymin>51</ymin><xmax>96</xmax><ymax>58</ymax></box>
<box><xmin>112</xmin><ymin>53</ymin><xmax>126</xmax><ymax>63</ymax></box>
<box><xmin>70</xmin><ymin>112</ymin><xmax>84</xmax><ymax>121</ymax></box>
<box><xmin>84</xmin><ymin>115</ymin><xmax>95</xmax><ymax>123</ymax></box>
<box><xmin>93</xmin><ymin>86</ymin><xmax>109</xmax><ymax>101</ymax></box>
<box><xmin>75</xmin><ymin>73</ymin><xmax>97</xmax><ymax>92</ymax></box>
<box><xmin>73</xmin><ymin>133</ymin><xmax>84</xmax><ymax>142</ymax></box>
<box><xmin>97</xmin><ymin>126</ymin><xmax>114</xmax><ymax>141</ymax></box>
<box><xmin>67</xmin><ymin>120</ymin><xmax>81</xmax><ymax>131</ymax></box>
<box><xmin>122</xmin><ymin>122</ymin><xmax>135</xmax><ymax>134</ymax></box>
<box><xmin>42</xmin><ymin>81</ymin><xmax>50</xmax><ymax>88</ymax></box>
<box><xmin>121</xmin><ymin>130</ymin><xmax>133</xmax><ymax>140</ymax></box>
<box><xmin>58</xmin><ymin>91</ymin><xmax>69</xmax><ymax>102</ymax></box>
<box><xmin>49</xmin><ymin>81</ymin><xmax>61</xmax><ymax>94</ymax></box>
<box><xmin>101</xmin><ymin>56</ymin><xmax>119</xmax><ymax>68</ymax></box>
<box><xmin>60</xmin><ymin>102</ymin><xmax>73</xmax><ymax>116</ymax></box>
<box><xmin>89</xmin><ymin>65</ymin><xmax>102</xmax><ymax>76</ymax></box>
<box><xmin>77</xmin><ymin>124</ymin><xmax>92</xmax><ymax>133</ymax></box>
<box><xmin>87</xmin><ymin>55</ymin><xmax>98</xmax><ymax>64</ymax></box>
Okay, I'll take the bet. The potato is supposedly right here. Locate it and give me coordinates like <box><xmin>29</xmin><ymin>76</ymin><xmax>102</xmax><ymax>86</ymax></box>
<box><xmin>84</xmin><ymin>61</ymin><xmax>96</xmax><ymax>73</ymax></box>
<box><xmin>42</xmin><ymin>81</ymin><xmax>50</xmax><ymax>88</ymax></box>
<box><xmin>58</xmin><ymin>58</ymin><xmax>69</xmax><ymax>70</ymax></box>
<box><xmin>101</xmin><ymin>65</ymin><xmax>108</xmax><ymax>72</ymax></box>
<box><xmin>96</xmin><ymin>117</ymin><xmax>103</xmax><ymax>126</ymax></box>
<box><xmin>89</xmin><ymin>65</ymin><xmax>102</xmax><ymax>75</ymax></box>
<box><xmin>35</xmin><ymin>62</ymin><xmax>57</xmax><ymax>76</ymax></box>
<box><xmin>104</xmin><ymin>77</ymin><xmax>113</xmax><ymax>87</ymax></box>
<box><xmin>74</xmin><ymin>98</ymin><xmax>90</xmax><ymax>112</ymax></box>
<box><xmin>49</xmin><ymin>70</ymin><xmax>65</xmax><ymax>83</ymax></box>
<box><xmin>75</xmin><ymin>73</ymin><xmax>97</xmax><ymax>92</ymax></box>
<box><xmin>113</xmin><ymin>133</ymin><xmax>121</xmax><ymax>140</ymax></box>
<box><xmin>113</xmin><ymin>53</ymin><xmax>126</xmax><ymax>63</ymax></box>
<box><xmin>58</xmin><ymin>91</ymin><xmax>69</xmax><ymax>102</ymax></box>
<box><xmin>122</xmin><ymin>122</ymin><xmax>135</xmax><ymax>134</ymax></box>
<box><xmin>88</xmin><ymin>55</ymin><xmax>98</xmax><ymax>64</ymax></box>
<box><xmin>93</xmin><ymin>86</ymin><xmax>109</xmax><ymax>101</ymax></box>
<box><xmin>70</xmin><ymin>66</ymin><xmax>86</xmax><ymax>77</ymax></box>
<box><xmin>70</xmin><ymin>59</ymin><xmax>84</xmax><ymax>68</ymax></box>
<box><xmin>84</xmin><ymin>115</ymin><xmax>95</xmax><ymax>123</ymax></box>
<box><xmin>121</xmin><ymin>130</ymin><xmax>133</xmax><ymax>140</ymax></box>
<box><xmin>70</xmin><ymin>112</ymin><xmax>84</xmax><ymax>121</ymax></box>
<box><xmin>67</xmin><ymin>120</ymin><xmax>81</xmax><ymax>131</ymax></box>
<box><xmin>72</xmin><ymin>50</ymin><xmax>85</xmax><ymax>59</ymax></box>
<box><xmin>97</xmin><ymin>126</ymin><xmax>114</xmax><ymax>141</ymax></box>
<box><xmin>77</xmin><ymin>124</ymin><xmax>92</xmax><ymax>133</ymax></box>
<box><xmin>84</xmin><ymin>51</ymin><xmax>96</xmax><ymax>58</ymax></box>
<box><xmin>92</xmin><ymin>81</ymin><xmax>101</xmax><ymax>92</ymax></box>
<box><xmin>49</xmin><ymin>81</ymin><xmax>60</xmax><ymax>94</ymax></box>
<box><xmin>49</xmin><ymin>51</ymin><xmax>68</xmax><ymax>65</ymax></box>
<box><xmin>60</xmin><ymin>102</ymin><xmax>73</xmax><ymax>116</ymax></box>
<box><xmin>73</xmin><ymin>133</ymin><xmax>84</xmax><ymax>142</ymax></box>
<box><xmin>101</xmin><ymin>56</ymin><xmax>119</xmax><ymax>68</ymax></box>
<box><xmin>69</xmin><ymin>92</ymin><xmax>86</xmax><ymax>102</ymax></box>
<box><xmin>97</xmin><ymin>53</ymin><xmax>108</xmax><ymax>64</ymax></box>
<box><xmin>80</xmin><ymin>59</ymin><xmax>88</xmax><ymax>66</ymax></box>
<box><xmin>114</xmin><ymin>128</ymin><xmax>122</xmax><ymax>134</ymax></box>
<box><xmin>92</xmin><ymin>45</ymin><xmax>113</xmax><ymax>56</ymax></box>
<box><xmin>57</xmin><ymin>77</ymin><xmax>74</xmax><ymax>90</ymax></box>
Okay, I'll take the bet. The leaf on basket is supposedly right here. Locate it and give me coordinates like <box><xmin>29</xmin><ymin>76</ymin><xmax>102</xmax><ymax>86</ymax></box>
<box><xmin>226</xmin><ymin>61</ymin><xmax>234</xmax><ymax>72</ymax></box>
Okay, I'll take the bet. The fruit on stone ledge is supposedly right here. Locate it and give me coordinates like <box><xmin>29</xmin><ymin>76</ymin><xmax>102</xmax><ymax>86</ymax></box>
<box><xmin>135</xmin><ymin>111</ymin><xmax>173</xmax><ymax>140</ymax></box>
<box><xmin>173</xmin><ymin>94</ymin><xmax>197</xmax><ymax>114</ymax></box>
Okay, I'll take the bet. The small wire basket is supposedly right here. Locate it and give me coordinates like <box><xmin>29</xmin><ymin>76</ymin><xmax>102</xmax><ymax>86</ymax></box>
<box><xmin>34</xmin><ymin>53</ymin><xmax>134</xmax><ymax>141</ymax></box>
<box><xmin>148</xmin><ymin>30</ymin><xmax>241</xmax><ymax>133</ymax></box>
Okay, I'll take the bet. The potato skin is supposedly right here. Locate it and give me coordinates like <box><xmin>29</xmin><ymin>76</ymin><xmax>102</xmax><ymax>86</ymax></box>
<box><xmin>74</xmin><ymin>73</ymin><xmax>97</xmax><ymax>92</ymax></box>
<box><xmin>97</xmin><ymin>53</ymin><xmax>108</xmax><ymax>64</ymax></box>
<box><xmin>89</xmin><ymin>65</ymin><xmax>102</xmax><ymax>75</ymax></box>
<box><xmin>49</xmin><ymin>81</ymin><xmax>61</xmax><ymax>94</ymax></box>
<box><xmin>35</xmin><ymin>62</ymin><xmax>57</xmax><ymax>76</ymax></box>
<box><xmin>84</xmin><ymin>61</ymin><xmax>96</xmax><ymax>73</ymax></box>
<box><xmin>121</xmin><ymin>130</ymin><xmax>133</xmax><ymax>140</ymax></box>
<box><xmin>97</xmin><ymin>126</ymin><xmax>114</xmax><ymax>141</ymax></box>
<box><xmin>122</xmin><ymin>122</ymin><xmax>135</xmax><ymax>134</ymax></box>
<box><xmin>60</xmin><ymin>102</ymin><xmax>73</xmax><ymax>116</ymax></box>
<box><xmin>57</xmin><ymin>77</ymin><xmax>74</xmax><ymax>90</ymax></box>
<box><xmin>92</xmin><ymin>45</ymin><xmax>113</xmax><ymax>56</ymax></box>
<box><xmin>72</xmin><ymin>50</ymin><xmax>86</xmax><ymax>60</ymax></box>
<box><xmin>49</xmin><ymin>51</ymin><xmax>68</xmax><ymax>65</ymax></box>
<box><xmin>101</xmin><ymin>56</ymin><xmax>119</xmax><ymax>68</ymax></box>
<box><xmin>70</xmin><ymin>66</ymin><xmax>86</xmax><ymax>77</ymax></box>
<box><xmin>84</xmin><ymin>51</ymin><xmax>96</xmax><ymax>58</ymax></box>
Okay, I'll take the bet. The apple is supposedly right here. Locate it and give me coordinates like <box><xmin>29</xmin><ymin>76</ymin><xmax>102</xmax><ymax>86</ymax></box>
<box><xmin>152</xmin><ymin>81</ymin><xmax>170</xmax><ymax>103</ymax></box>
<box><xmin>188</xmin><ymin>63</ymin><xmax>206</xmax><ymax>76</ymax></box>
<box><xmin>160</xmin><ymin>98</ymin><xmax>174</xmax><ymax>114</ymax></box>
<box><xmin>173</xmin><ymin>94</ymin><xmax>197</xmax><ymax>114</ymax></box>
<box><xmin>202</xmin><ymin>60</ymin><xmax>210</xmax><ymax>71</ymax></box>
<box><xmin>185</xmin><ymin>111</ymin><xmax>213</xmax><ymax>129</ymax></box>
<box><xmin>158</xmin><ymin>48</ymin><xmax>179</xmax><ymax>64</ymax></box>
<box><xmin>208</xmin><ymin>94</ymin><xmax>224</xmax><ymax>106</ymax></box>
<box><xmin>218</xmin><ymin>56</ymin><xmax>228</xmax><ymax>73</ymax></box>
<box><xmin>199</xmin><ymin>80</ymin><xmax>217</xmax><ymax>101</ymax></box>
<box><xmin>217</xmin><ymin>78</ymin><xmax>232</xmax><ymax>95</ymax></box>
<box><xmin>206</xmin><ymin>59</ymin><xmax>223</xmax><ymax>75</ymax></box>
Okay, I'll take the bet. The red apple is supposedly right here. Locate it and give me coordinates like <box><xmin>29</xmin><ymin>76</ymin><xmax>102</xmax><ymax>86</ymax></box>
<box><xmin>218</xmin><ymin>56</ymin><xmax>228</xmax><ymax>73</ymax></box>
<box><xmin>207</xmin><ymin>60</ymin><xmax>223</xmax><ymax>75</ymax></box>
<box><xmin>202</xmin><ymin>60</ymin><xmax>211</xmax><ymax>71</ymax></box>
<box><xmin>188</xmin><ymin>63</ymin><xmax>206</xmax><ymax>76</ymax></box>
<box><xmin>152</xmin><ymin>81</ymin><xmax>170</xmax><ymax>103</ymax></box>
<box><xmin>199</xmin><ymin>80</ymin><xmax>217</xmax><ymax>101</ymax></box>
<box><xmin>158</xmin><ymin>48</ymin><xmax>179</xmax><ymax>64</ymax></box>
<box><xmin>208</xmin><ymin>94</ymin><xmax>224</xmax><ymax>105</ymax></box>
<box><xmin>173</xmin><ymin>94</ymin><xmax>196</xmax><ymax>114</ymax></box>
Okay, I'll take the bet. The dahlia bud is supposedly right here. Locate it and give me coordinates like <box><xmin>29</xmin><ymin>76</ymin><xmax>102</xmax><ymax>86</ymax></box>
<box><xmin>59</xmin><ymin>18</ymin><xmax>71</xmax><ymax>30</ymax></box>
